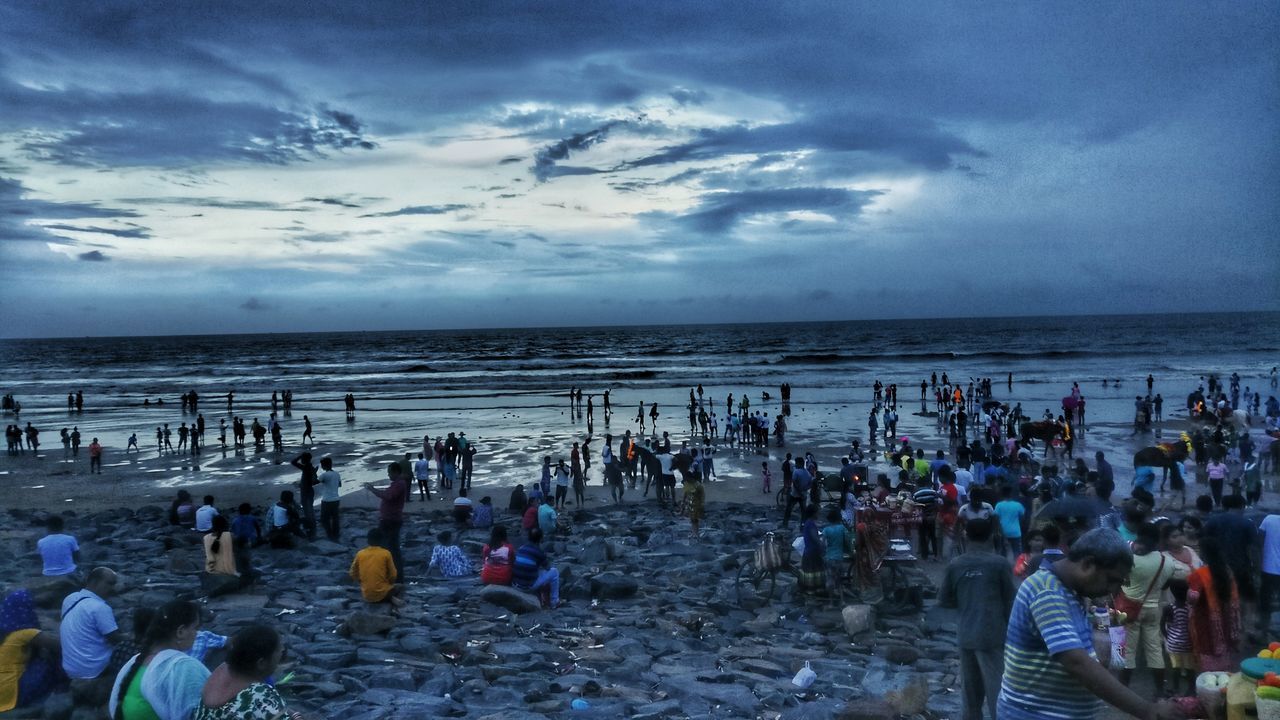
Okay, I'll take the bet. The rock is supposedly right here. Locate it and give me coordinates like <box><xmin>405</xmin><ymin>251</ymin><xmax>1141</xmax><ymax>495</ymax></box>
<box><xmin>586</xmin><ymin>568</ymin><xmax>637</xmax><ymax>597</ymax></box>
<box><xmin>631</xmin><ymin>699</ymin><xmax>682</xmax><ymax>720</ymax></box>
<box><xmin>477</xmin><ymin>584</ymin><xmax>542</xmax><ymax>614</ymax></box>
<box><xmin>841</xmin><ymin>604</ymin><xmax>874</xmax><ymax>636</ymax></box>
<box><xmin>316</xmin><ymin>585</ymin><xmax>349</xmax><ymax>600</ymax></box>
<box><xmin>369</xmin><ymin>671</ymin><xmax>417</xmax><ymax>691</ymax></box>
<box><xmin>341</xmin><ymin>611</ymin><xmax>398</xmax><ymax>636</ymax></box>
<box><xmin>881</xmin><ymin>644</ymin><xmax>920</xmax><ymax>665</ymax></box>
<box><xmin>837</xmin><ymin>698</ymin><xmax>896</xmax><ymax>720</ymax></box>
<box><xmin>887</xmin><ymin>674</ymin><xmax>929</xmax><ymax>714</ymax></box>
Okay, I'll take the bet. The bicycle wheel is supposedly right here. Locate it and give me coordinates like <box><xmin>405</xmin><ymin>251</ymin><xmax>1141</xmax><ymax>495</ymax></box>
<box><xmin>775</xmin><ymin>488</ymin><xmax>786</xmax><ymax>509</ymax></box>
<box><xmin>735</xmin><ymin>558</ymin><xmax>763</xmax><ymax>602</ymax></box>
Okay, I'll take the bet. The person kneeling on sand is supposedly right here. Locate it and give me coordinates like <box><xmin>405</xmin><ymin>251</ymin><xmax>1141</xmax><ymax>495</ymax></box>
<box><xmin>427</xmin><ymin>531</ymin><xmax>473</xmax><ymax>579</ymax></box>
<box><xmin>349</xmin><ymin>528</ymin><xmax>402</xmax><ymax>608</ymax></box>
<box><xmin>512</xmin><ymin>528</ymin><xmax>563</xmax><ymax>609</ymax></box>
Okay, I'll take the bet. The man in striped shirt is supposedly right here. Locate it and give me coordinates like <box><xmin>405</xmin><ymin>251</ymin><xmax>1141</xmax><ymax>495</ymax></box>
<box><xmin>998</xmin><ymin>529</ymin><xmax>1179</xmax><ymax>720</ymax></box>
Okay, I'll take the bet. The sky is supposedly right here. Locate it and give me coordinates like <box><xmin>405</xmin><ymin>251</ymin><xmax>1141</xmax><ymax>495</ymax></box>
<box><xmin>0</xmin><ymin>1</ymin><xmax>1277</xmax><ymax>338</ymax></box>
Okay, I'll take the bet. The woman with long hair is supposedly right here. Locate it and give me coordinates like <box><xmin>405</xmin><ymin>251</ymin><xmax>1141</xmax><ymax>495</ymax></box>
<box><xmin>1187</xmin><ymin>536</ymin><xmax>1242</xmax><ymax>672</ymax></box>
<box><xmin>109</xmin><ymin>599</ymin><xmax>207</xmax><ymax>720</ymax></box>
<box><xmin>480</xmin><ymin>525</ymin><xmax>515</xmax><ymax>586</ymax></box>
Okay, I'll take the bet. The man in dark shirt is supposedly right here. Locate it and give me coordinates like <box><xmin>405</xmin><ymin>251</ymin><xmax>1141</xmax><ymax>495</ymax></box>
<box><xmin>938</xmin><ymin>518</ymin><xmax>1015</xmax><ymax>720</ymax></box>
<box><xmin>1203</xmin><ymin>494</ymin><xmax>1258</xmax><ymax>599</ymax></box>
<box><xmin>365</xmin><ymin>463</ymin><xmax>408</xmax><ymax>581</ymax></box>
<box><xmin>512</xmin><ymin>527</ymin><xmax>561</xmax><ymax>608</ymax></box>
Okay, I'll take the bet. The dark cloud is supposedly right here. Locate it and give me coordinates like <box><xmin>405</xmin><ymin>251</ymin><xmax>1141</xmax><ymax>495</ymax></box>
<box><xmin>358</xmin><ymin>204</ymin><xmax>470</xmax><ymax>218</ymax></box>
<box><xmin>498</xmin><ymin>156</ymin><xmax>523</xmax><ymax>165</ymax></box>
<box><xmin>303</xmin><ymin>196</ymin><xmax>362</xmax><ymax>208</ymax></box>
<box><xmin>0</xmin><ymin>176</ymin><xmax>139</xmax><ymax>243</ymax></box>
<box><xmin>623</xmin><ymin>114</ymin><xmax>981</xmax><ymax>174</ymax></box>
<box><xmin>1</xmin><ymin>76</ymin><xmax>376</xmax><ymax>168</ymax></box>
<box><xmin>668</xmin><ymin>87</ymin><xmax>710</xmax><ymax>106</ymax></box>
<box><xmin>674</xmin><ymin>187</ymin><xmax>882</xmax><ymax>234</ymax></box>
<box><xmin>76</xmin><ymin>250</ymin><xmax>109</xmax><ymax>261</ymax></box>
<box><xmin>42</xmin><ymin>223</ymin><xmax>150</xmax><ymax>239</ymax></box>
<box><xmin>118</xmin><ymin>197</ymin><xmax>302</xmax><ymax>211</ymax></box>
<box><xmin>532</xmin><ymin>121</ymin><xmax>626</xmax><ymax>182</ymax></box>
<box><xmin>239</xmin><ymin>297</ymin><xmax>270</xmax><ymax>311</ymax></box>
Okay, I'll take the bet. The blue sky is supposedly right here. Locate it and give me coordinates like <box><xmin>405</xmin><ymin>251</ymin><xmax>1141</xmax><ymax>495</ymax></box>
<box><xmin>1</xmin><ymin>1</ymin><xmax>1277</xmax><ymax>337</ymax></box>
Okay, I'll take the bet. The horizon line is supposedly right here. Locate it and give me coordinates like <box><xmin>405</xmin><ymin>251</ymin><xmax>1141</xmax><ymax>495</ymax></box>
<box><xmin>3</xmin><ymin>308</ymin><xmax>1278</xmax><ymax>342</ymax></box>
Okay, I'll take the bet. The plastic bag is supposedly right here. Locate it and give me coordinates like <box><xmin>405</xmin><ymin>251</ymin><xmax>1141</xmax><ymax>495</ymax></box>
<box><xmin>792</xmin><ymin>660</ymin><xmax>816</xmax><ymax>689</ymax></box>
<box><xmin>793</xmin><ymin>536</ymin><xmax>806</xmax><ymax>554</ymax></box>
<box><xmin>1107</xmin><ymin>625</ymin><xmax>1127</xmax><ymax>668</ymax></box>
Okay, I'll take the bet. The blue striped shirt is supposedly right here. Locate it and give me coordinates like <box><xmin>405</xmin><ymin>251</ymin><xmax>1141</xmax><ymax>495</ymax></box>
<box><xmin>998</xmin><ymin>568</ymin><xmax>1101</xmax><ymax>719</ymax></box>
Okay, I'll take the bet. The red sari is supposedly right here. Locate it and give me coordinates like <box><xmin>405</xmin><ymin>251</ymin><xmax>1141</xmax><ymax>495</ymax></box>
<box><xmin>1187</xmin><ymin>565</ymin><xmax>1241</xmax><ymax>672</ymax></box>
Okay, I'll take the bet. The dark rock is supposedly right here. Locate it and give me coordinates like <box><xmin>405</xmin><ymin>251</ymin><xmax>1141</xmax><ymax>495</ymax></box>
<box><xmin>477</xmin><ymin>584</ymin><xmax>542</xmax><ymax>614</ymax></box>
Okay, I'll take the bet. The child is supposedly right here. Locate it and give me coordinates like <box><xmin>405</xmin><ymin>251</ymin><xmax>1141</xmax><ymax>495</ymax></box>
<box><xmin>427</xmin><ymin>530</ymin><xmax>474</xmax><ymax>578</ymax></box>
<box><xmin>761</xmin><ymin>462</ymin><xmax>772</xmax><ymax>494</ymax></box>
<box><xmin>1162</xmin><ymin>579</ymin><xmax>1193</xmax><ymax>696</ymax></box>
<box><xmin>349</xmin><ymin>528</ymin><xmax>402</xmax><ymax>606</ymax></box>
<box><xmin>1013</xmin><ymin>530</ymin><xmax>1045</xmax><ymax>580</ymax></box>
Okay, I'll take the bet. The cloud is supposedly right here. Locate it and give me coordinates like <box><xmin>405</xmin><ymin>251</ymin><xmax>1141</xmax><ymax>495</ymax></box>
<box><xmin>76</xmin><ymin>250</ymin><xmax>109</xmax><ymax>261</ymax></box>
<box><xmin>674</xmin><ymin>187</ymin><xmax>883</xmax><ymax>234</ymax></box>
<box><xmin>2</xmin><ymin>77</ymin><xmax>376</xmax><ymax>168</ymax></box>
<box><xmin>0</xmin><ymin>176</ymin><xmax>140</xmax><ymax>243</ymax></box>
<box><xmin>358</xmin><ymin>204</ymin><xmax>469</xmax><ymax>218</ymax></box>
<box><xmin>532</xmin><ymin>121</ymin><xmax>626</xmax><ymax>182</ymax></box>
<box><xmin>239</xmin><ymin>297</ymin><xmax>270</xmax><ymax>311</ymax></box>
<box><xmin>42</xmin><ymin>223</ymin><xmax>150</xmax><ymax>239</ymax></box>
<box><xmin>302</xmin><ymin>196</ymin><xmax>362</xmax><ymax>208</ymax></box>
<box><xmin>623</xmin><ymin>114</ymin><xmax>982</xmax><ymax>174</ymax></box>
<box><xmin>118</xmin><ymin>196</ymin><xmax>302</xmax><ymax>211</ymax></box>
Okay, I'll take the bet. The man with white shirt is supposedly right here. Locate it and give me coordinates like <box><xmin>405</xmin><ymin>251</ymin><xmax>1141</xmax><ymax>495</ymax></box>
<box><xmin>194</xmin><ymin>495</ymin><xmax>219</xmax><ymax>532</ymax></box>
<box><xmin>413</xmin><ymin>452</ymin><xmax>433</xmax><ymax>501</ymax></box>
<box><xmin>318</xmin><ymin>456</ymin><xmax>343</xmax><ymax>541</ymax></box>
<box><xmin>60</xmin><ymin>567</ymin><xmax>123</xmax><ymax>705</ymax></box>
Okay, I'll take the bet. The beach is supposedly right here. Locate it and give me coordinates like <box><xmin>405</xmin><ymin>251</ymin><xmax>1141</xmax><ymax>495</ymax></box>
<box><xmin>3</xmin><ymin>313</ymin><xmax>1278</xmax><ymax>513</ymax></box>
<box><xmin>2</xmin><ymin>314</ymin><xmax>1279</xmax><ymax>719</ymax></box>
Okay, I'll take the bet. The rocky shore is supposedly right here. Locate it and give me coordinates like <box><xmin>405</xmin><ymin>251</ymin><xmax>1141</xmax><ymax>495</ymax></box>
<box><xmin>5</xmin><ymin>499</ymin><xmax>962</xmax><ymax>720</ymax></box>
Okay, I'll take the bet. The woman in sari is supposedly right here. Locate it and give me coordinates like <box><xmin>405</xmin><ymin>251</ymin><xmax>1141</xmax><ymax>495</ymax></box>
<box><xmin>1188</xmin><ymin>536</ymin><xmax>1241</xmax><ymax>672</ymax></box>
<box><xmin>0</xmin><ymin>589</ymin><xmax>65</xmax><ymax>711</ymax></box>
<box><xmin>798</xmin><ymin>505</ymin><xmax>826</xmax><ymax>592</ymax></box>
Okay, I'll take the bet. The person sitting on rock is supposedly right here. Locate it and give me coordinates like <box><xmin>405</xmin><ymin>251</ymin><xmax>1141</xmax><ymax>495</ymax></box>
<box><xmin>193</xmin><ymin>624</ymin><xmax>297</xmax><ymax>720</ymax></box>
<box><xmin>452</xmin><ymin>488</ymin><xmax>473</xmax><ymax>525</ymax></box>
<box><xmin>471</xmin><ymin>496</ymin><xmax>494</xmax><ymax>529</ymax></box>
<box><xmin>512</xmin><ymin>528</ymin><xmax>562</xmax><ymax>609</ymax></box>
<box><xmin>427</xmin><ymin>531</ymin><xmax>473</xmax><ymax>579</ymax></box>
<box><xmin>522</xmin><ymin>496</ymin><xmax>540</xmax><ymax>536</ymax></box>
<box><xmin>60</xmin><ymin>567</ymin><xmax>124</xmax><ymax>706</ymax></box>
<box><xmin>202</xmin><ymin>516</ymin><xmax>246</xmax><ymax>598</ymax></box>
<box><xmin>537</xmin><ymin>497</ymin><xmax>558</xmax><ymax>538</ymax></box>
<box><xmin>267</xmin><ymin>491</ymin><xmax>304</xmax><ymax>549</ymax></box>
<box><xmin>37</xmin><ymin>515</ymin><xmax>80</xmax><ymax>579</ymax></box>
<box><xmin>0</xmin><ymin>589</ymin><xmax>66</xmax><ymax>712</ymax></box>
<box><xmin>480</xmin><ymin>526</ymin><xmax>514</xmax><ymax>586</ymax></box>
<box><xmin>168</xmin><ymin>491</ymin><xmax>195</xmax><ymax>528</ymax></box>
<box><xmin>507</xmin><ymin>484</ymin><xmax>527</xmax><ymax>514</ymax></box>
<box><xmin>349</xmin><ymin>528</ymin><xmax>402</xmax><ymax>607</ymax></box>
<box><xmin>108</xmin><ymin>599</ymin><xmax>208</xmax><ymax>720</ymax></box>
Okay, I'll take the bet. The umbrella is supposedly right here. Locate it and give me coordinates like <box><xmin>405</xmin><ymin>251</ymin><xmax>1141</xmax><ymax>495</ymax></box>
<box><xmin>1062</xmin><ymin>396</ymin><xmax>1079</xmax><ymax>411</ymax></box>
<box><xmin>1035</xmin><ymin>495</ymin><xmax>1109</xmax><ymax>522</ymax></box>
<box><xmin>982</xmin><ymin>400</ymin><xmax>1004</xmax><ymax>412</ymax></box>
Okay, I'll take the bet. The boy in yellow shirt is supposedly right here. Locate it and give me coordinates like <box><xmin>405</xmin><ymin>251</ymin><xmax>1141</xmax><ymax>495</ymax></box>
<box><xmin>349</xmin><ymin>528</ymin><xmax>403</xmax><ymax>606</ymax></box>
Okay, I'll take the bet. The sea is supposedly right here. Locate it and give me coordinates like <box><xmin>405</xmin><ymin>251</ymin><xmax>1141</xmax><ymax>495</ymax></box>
<box><xmin>1</xmin><ymin>312</ymin><xmax>1277</xmax><ymax>422</ymax></box>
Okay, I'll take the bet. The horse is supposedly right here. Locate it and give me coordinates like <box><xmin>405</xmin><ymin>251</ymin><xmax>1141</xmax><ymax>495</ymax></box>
<box><xmin>1019</xmin><ymin>421</ymin><xmax>1061</xmax><ymax>457</ymax></box>
<box><xmin>1132</xmin><ymin>441</ymin><xmax>1190</xmax><ymax>476</ymax></box>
